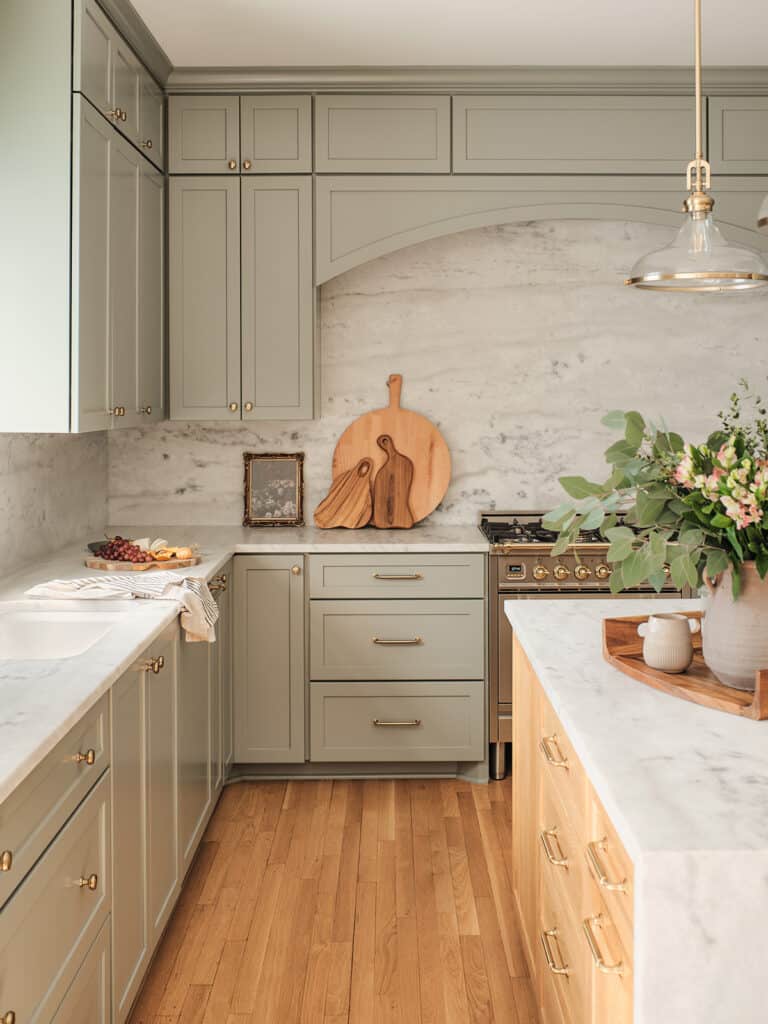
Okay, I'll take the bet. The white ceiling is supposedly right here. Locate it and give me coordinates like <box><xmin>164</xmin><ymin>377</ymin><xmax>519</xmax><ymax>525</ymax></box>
<box><xmin>132</xmin><ymin>0</ymin><xmax>768</xmax><ymax>69</ymax></box>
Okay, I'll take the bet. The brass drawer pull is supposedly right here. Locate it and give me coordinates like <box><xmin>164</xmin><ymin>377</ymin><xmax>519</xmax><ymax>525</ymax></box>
<box><xmin>0</xmin><ymin>851</ymin><xmax>12</xmax><ymax>872</ymax></box>
<box><xmin>2</xmin><ymin>1011</ymin><xmax>16</xmax><ymax>1024</ymax></box>
<box><xmin>209</xmin><ymin>582</ymin><xmax>227</xmax><ymax>593</ymax></box>
<box><xmin>74</xmin><ymin>748</ymin><xmax>96</xmax><ymax>766</ymax></box>
<box><xmin>78</xmin><ymin>873</ymin><xmax>99</xmax><ymax>892</ymax></box>
<box><xmin>586</xmin><ymin>839</ymin><xmax>627</xmax><ymax>893</ymax></box>
<box><xmin>539</xmin><ymin>734</ymin><xmax>568</xmax><ymax>769</ymax></box>
<box><xmin>540</xmin><ymin>928</ymin><xmax>569</xmax><ymax>976</ymax></box>
<box><xmin>372</xmin><ymin>636</ymin><xmax>423</xmax><ymax>646</ymax></box>
<box><xmin>539</xmin><ymin>828</ymin><xmax>568</xmax><ymax>868</ymax></box>
<box><xmin>373</xmin><ymin>719</ymin><xmax>422</xmax><ymax>728</ymax></box>
<box><xmin>372</xmin><ymin>572</ymin><xmax>424</xmax><ymax>581</ymax></box>
<box><xmin>214</xmin><ymin>574</ymin><xmax>228</xmax><ymax>584</ymax></box>
<box><xmin>144</xmin><ymin>655</ymin><xmax>165</xmax><ymax>674</ymax></box>
<box><xmin>582</xmin><ymin>915</ymin><xmax>624</xmax><ymax>975</ymax></box>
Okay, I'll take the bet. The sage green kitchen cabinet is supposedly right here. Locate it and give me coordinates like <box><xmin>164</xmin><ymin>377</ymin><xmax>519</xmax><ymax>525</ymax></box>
<box><xmin>709</xmin><ymin>97</ymin><xmax>768</xmax><ymax>174</ymax></box>
<box><xmin>169</xmin><ymin>176</ymin><xmax>242</xmax><ymax>420</ymax></box>
<box><xmin>51</xmin><ymin>918</ymin><xmax>111</xmax><ymax>1024</ymax></box>
<box><xmin>212</xmin><ymin>562</ymin><xmax>234</xmax><ymax>782</ymax></box>
<box><xmin>138</xmin><ymin>160</ymin><xmax>166</xmax><ymax>423</ymax></box>
<box><xmin>168</xmin><ymin>95</ymin><xmax>241</xmax><ymax>174</ymax></box>
<box><xmin>241</xmin><ymin>177</ymin><xmax>314</xmax><ymax>419</ymax></box>
<box><xmin>74</xmin><ymin>0</ymin><xmax>113</xmax><ymax>117</ymax></box>
<box><xmin>138</xmin><ymin>70</ymin><xmax>165</xmax><ymax>168</ymax></box>
<box><xmin>178</xmin><ymin>630</ymin><xmax>215</xmax><ymax>872</ymax></box>
<box><xmin>112</xmin><ymin>35</ymin><xmax>140</xmax><ymax>143</ymax></box>
<box><xmin>240</xmin><ymin>95</ymin><xmax>312</xmax><ymax>172</ymax></box>
<box><xmin>234</xmin><ymin>556</ymin><xmax>306</xmax><ymax>763</ymax></box>
<box><xmin>314</xmin><ymin>95</ymin><xmax>451</xmax><ymax>172</ymax></box>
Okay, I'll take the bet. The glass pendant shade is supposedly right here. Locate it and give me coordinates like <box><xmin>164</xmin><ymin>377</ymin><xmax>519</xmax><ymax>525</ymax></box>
<box><xmin>759</xmin><ymin>194</ymin><xmax>768</xmax><ymax>233</ymax></box>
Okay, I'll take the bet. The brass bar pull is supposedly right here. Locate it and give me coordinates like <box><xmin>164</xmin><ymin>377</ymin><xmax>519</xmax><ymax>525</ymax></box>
<box><xmin>539</xmin><ymin>828</ymin><xmax>568</xmax><ymax>868</ymax></box>
<box><xmin>540</xmin><ymin>928</ymin><xmax>569</xmax><ymax>976</ymax></box>
<box><xmin>2</xmin><ymin>1011</ymin><xmax>15</xmax><ymax>1024</ymax></box>
<box><xmin>372</xmin><ymin>719</ymin><xmax>422</xmax><ymax>728</ymax></box>
<box><xmin>78</xmin><ymin>873</ymin><xmax>98</xmax><ymax>892</ymax></box>
<box><xmin>372</xmin><ymin>572</ymin><xmax>423</xmax><ymax>581</ymax></box>
<box><xmin>372</xmin><ymin>637</ymin><xmax>423</xmax><ymax>646</ymax></box>
<box><xmin>586</xmin><ymin>840</ymin><xmax>627</xmax><ymax>893</ymax></box>
<box><xmin>582</xmin><ymin>915</ymin><xmax>624</xmax><ymax>975</ymax></box>
<box><xmin>209</xmin><ymin>582</ymin><xmax>227</xmax><ymax>593</ymax></box>
<box><xmin>0</xmin><ymin>851</ymin><xmax>12</xmax><ymax>872</ymax></box>
<box><xmin>539</xmin><ymin>735</ymin><xmax>568</xmax><ymax>769</ymax></box>
<box><xmin>74</xmin><ymin>748</ymin><xmax>96</xmax><ymax>766</ymax></box>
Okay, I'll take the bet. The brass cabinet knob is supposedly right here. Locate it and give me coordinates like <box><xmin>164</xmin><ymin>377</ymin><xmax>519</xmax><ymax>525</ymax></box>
<box><xmin>291</xmin><ymin>565</ymin><xmax>301</xmax><ymax>576</ymax></box>
<box><xmin>78</xmin><ymin>873</ymin><xmax>98</xmax><ymax>891</ymax></box>
<box><xmin>108</xmin><ymin>407</ymin><xmax>125</xmax><ymax>417</ymax></box>
<box><xmin>533</xmin><ymin>565</ymin><xmax>549</xmax><ymax>581</ymax></box>
<box><xmin>141</xmin><ymin>139</ymin><xmax>153</xmax><ymax>149</ymax></box>
<box><xmin>120</xmin><ymin>110</ymin><xmax>127</xmax><ymax>121</ymax></box>
<box><xmin>108</xmin><ymin>107</ymin><xmax>123</xmax><ymax>120</ymax></box>
<box><xmin>228</xmin><ymin>402</ymin><xmax>239</xmax><ymax>412</ymax></box>
<box><xmin>595</xmin><ymin>563</ymin><xmax>611</xmax><ymax>581</ymax></box>
<box><xmin>242</xmin><ymin>159</ymin><xmax>252</xmax><ymax>170</ymax></box>
<box><xmin>2</xmin><ymin>1011</ymin><xmax>16</xmax><ymax>1024</ymax></box>
<box><xmin>227</xmin><ymin>159</ymin><xmax>237</xmax><ymax>170</ymax></box>
<box><xmin>74</xmin><ymin>748</ymin><xmax>96</xmax><ymax>766</ymax></box>
<box><xmin>140</xmin><ymin>406</ymin><xmax>152</xmax><ymax>415</ymax></box>
<box><xmin>145</xmin><ymin>655</ymin><xmax>164</xmax><ymax>674</ymax></box>
<box><xmin>244</xmin><ymin>401</ymin><xmax>254</xmax><ymax>412</ymax></box>
<box><xmin>0</xmin><ymin>850</ymin><xmax>12</xmax><ymax>872</ymax></box>
<box><xmin>553</xmin><ymin>564</ymin><xmax>570</xmax><ymax>581</ymax></box>
<box><xmin>215</xmin><ymin>574</ymin><xmax>228</xmax><ymax>585</ymax></box>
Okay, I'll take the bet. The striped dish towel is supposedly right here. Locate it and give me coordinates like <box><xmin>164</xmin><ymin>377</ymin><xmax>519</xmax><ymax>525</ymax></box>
<box><xmin>25</xmin><ymin>573</ymin><xmax>219</xmax><ymax>643</ymax></box>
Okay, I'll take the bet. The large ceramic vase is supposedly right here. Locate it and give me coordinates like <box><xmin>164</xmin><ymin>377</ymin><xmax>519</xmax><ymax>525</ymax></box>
<box><xmin>703</xmin><ymin>563</ymin><xmax>768</xmax><ymax>690</ymax></box>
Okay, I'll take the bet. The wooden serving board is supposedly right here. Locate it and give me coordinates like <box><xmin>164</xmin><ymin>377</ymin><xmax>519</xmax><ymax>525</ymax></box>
<box><xmin>84</xmin><ymin>556</ymin><xmax>201</xmax><ymax>573</ymax></box>
<box><xmin>603</xmin><ymin>613</ymin><xmax>768</xmax><ymax>720</ymax></box>
<box><xmin>331</xmin><ymin>374</ymin><xmax>450</xmax><ymax>525</ymax></box>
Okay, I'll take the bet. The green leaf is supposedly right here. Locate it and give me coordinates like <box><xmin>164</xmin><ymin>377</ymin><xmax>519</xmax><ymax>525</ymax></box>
<box><xmin>635</xmin><ymin>490</ymin><xmax>667</xmax><ymax>527</ymax></box>
<box><xmin>757</xmin><ymin>551</ymin><xmax>768</xmax><ymax>579</ymax></box>
<box><xmin>605</xmin><ymin>440</ymin><xmax>640</xmax><ymax>466</ymax></box>
<box><xmin>624</xmin><ymin>411</ymin><xmax>646</xmax><ymax>448</ymax></box>
<box><xmin>710</xmin><ymin>513</ymin><xmax>733</xmax><ymax>529</ymax></box>
<box><xmin>670</xmin><ymin>555</ymin><xmax>692</xmax><ymax>590</ymax></box>
<box><xmin>655</xmin><ymin>431</ymin><xmax>685</xmax><ymax>455</ymax></box>
<box><xmin>580</xmin><ymin>507</ymin><xmax>605</xmax><ymax>532</ymax></box>
<box><xmin>601</xmin><ymin>410</ymin><xmax>627</xmax><ymax>430</ymax></box>
<box><xmin>726</xmin><ymin>527</ymin><xmax>744</xmax><ymax>560</ymax></box>
<box><xmin>705</xmin><ymin>549</ymin><xmax>730</xmax><ymax>579</ymax></box>
<box><xmin>542</xmin><ymin>503</ymin><xmax>575</xmax><ymax>529</ymax></box>
<box><xmin>649</xmin><ymin>531</ymin><xmax>667</xmax><ymax>559</ymax></box>
<box><xmin>609</xmin><ymin>565</ymin><xmax>625</xmax><ymax>594</ymax></box>
<box><xmin>648</xmin><ymin>569</ymin><xmax>668</xmax><ymax>593</ymax></box>
<box><xmin>678</xmin><ymin>527</ymin><xmax>704</xmax><ymax>549</ymax></box>
<box><xmin>558</xmin><ymin>476</ymin><xmax>605</xmax><ymax>500</ymax></box>
<box><xmin>621</xmin><ymin>549</ymin><xmax>650</xmax><ymax>588</ymax></box>
<box><xmin>551</xmin><ymin>533</ymin><xmax>572</xmax><ymax>557</ymax></box>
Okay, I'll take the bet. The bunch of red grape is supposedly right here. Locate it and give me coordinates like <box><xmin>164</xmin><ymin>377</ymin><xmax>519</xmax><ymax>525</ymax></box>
<box><xmin>96</xmin><ymin>537</ymin><xmax>154</xmax><ymax>564</ymax></box>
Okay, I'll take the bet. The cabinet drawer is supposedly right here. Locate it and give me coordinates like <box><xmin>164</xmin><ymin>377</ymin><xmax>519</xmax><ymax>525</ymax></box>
<box><xmin>586</xmin><ymin>794</ymin><xmax>634</xmax><ymax>959</ymax></box>
<box><xmin>310</xmin><ymin>681</ymin><xmax>484</xmax><ymax>761</ymax></box>
<box><xmin>51</xmin><ymin>917</ymin><xmax>110</xmax><ymax>1024</ymax></box>
<box><xmin>308</xmin><ymin>553</ymin><xmax>485</xmax><ymax>599</ymax></box>
<box><xmin>539</xmin><ymin>864</ymin><xmax>587</xmax><ymax>1024</ymax></box>
<box><xmin>0</xmin><ymin>772</ymin><xmax>111</xmax><ymax>1022</ymax></box>
<box><xmin>310</xmin><ymin>599</ymin><xmax>484</xmax><ymax>680</ymax></box>
<box><xmin>582</xmin><ymin>884</ymin><xmax>633</xmax><ymax>1024</ymax></box>
<box><xmin>539</xmin><ymin>770</ymin><xmax>585</xmax><ymax>924</ymax></box>
<box><xmin>0</xmin><ymin>694</ymin><xmax>110</xmax><ymax>908</ymax></box>
<box><xmin>539</xmin><ymin>695</ymin><xmax>586</xmax><ymax>843</ymax></box>
<box><xmin>315</xmin><ymin>95</ymin><xmax>451</xmax><ymax>172</ymax></box>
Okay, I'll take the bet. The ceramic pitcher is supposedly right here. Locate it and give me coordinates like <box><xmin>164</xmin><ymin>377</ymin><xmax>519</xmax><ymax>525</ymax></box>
<box><xmin>703</xmin><ymin>563</ymin><xmax>768</xmax><ymax>691</ymax></box>
<box><xmin>637</xmin><ymin>613</ymin><xmax>699</xmax><ymax>674</ymax></box>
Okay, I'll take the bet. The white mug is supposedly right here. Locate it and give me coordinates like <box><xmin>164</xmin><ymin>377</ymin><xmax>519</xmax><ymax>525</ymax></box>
<box><xmin>637</xmin><ymin>613</ymin><xmax>700</xmax><ymax>674</ymax></box>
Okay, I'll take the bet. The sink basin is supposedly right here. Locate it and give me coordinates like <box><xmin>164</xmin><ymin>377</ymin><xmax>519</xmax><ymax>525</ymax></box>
<box><xmin>0</xmin><ymin>601</ymin><xmax>128</xmax><ymax>660</ymax></box>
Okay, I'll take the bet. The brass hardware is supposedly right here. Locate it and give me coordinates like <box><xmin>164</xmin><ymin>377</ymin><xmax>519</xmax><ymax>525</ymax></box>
<box><xmin>0</xmin><ymin>851</ymin><xmax>12</xmax><ymax>872</ymax></box>
<box><xmin>291</xmin><ymin>565</ymin><xmax>301</xmax><ymax>575</ymax></box>
<box><xmin>213</xmin><ymin>574</ymin><xmax>228</xmax><ymax>585</ymax></box>
<box><xmin>539</xmin><ymin>828</ymin><xmax>568</xmax><ymax>868</ymax></box>
<box><xmin>595</xmin><ymin>563</ymin><xmax>611</xmax><ymax>581</ymax></box>
<box><xmin>586</xmin><ymin>839</ymin><xmax>628</xmax><ymax>893</ymax></box>
<box><xmin>242</xmin><ymin>159</ymin><xmax>252</xmax><ymax>170</ymax></box>
<box><xmin>582</xmin><ymin>915</ymin><xmax>624</xmax><ymax>975</ymax></box>
<box><xmin>540</xmin><ymin>928</ymin><xmax>569</xmax><ymax>976</ymax></box>
<box><xmin>228</xmin><ymin>402</ymin><xmax>239</xmax><ymax>412</ymax></box>
<box><xmin>2</xmin><ymin>1012</ymin><xmax>15</xmax><ymax>1024</ymax></box>
<box><xmin>107</xmin><ymin>107</ymin><xmax>123</xmax><ymax>120</ymax></box>
<box><xmin>574</xmin><ymin>564</ymin><xmax>591</xmax><ymax>581</ymax></box>
<box><xmin>372</xmin><ymin>572</ymin><xmax>423</xmax><ymax>581</ymax></box>
<box><xmin>532</xmin><ymin>565</ymin><xmax>549</xmax><ymax>581</ymax></box>
<box><xmin>553</xmin><ymin>564</ymin><xmax>570</xmax><ymax>582</ymax></box>
<box><xmin>539</xmin><ymin>735</ymin><xmax>568</xmax><ymax>769</ymax></box>
<box><xmin>120</xmin><ymin>109</ymin><xmax>127</xmax><ymax>122</ymax></box>
<box><xmin>78</xmin><ymin>873</ymin><xmax>99</xmax><ymax>891</ymax></box>
<box><xmin>227</xmin><ymin>159</ymin><xmax>237</xmax><ymax>170</ymax></box>
<box><xmin>372</xmin><ymin>636</ymin><xmax>423</xmax><ymax>646</ymax></box>
<box><xmin>373</xmin><ymin>719</ymin><xmax>422</xmax><ymax>728</ymax></box>
<box><xmin>74</xmin><ymin>748</ymin><xmax>96</xmax><ymax>766</ymax></box>
<box><xmin>209</xmin><ymin>582</ymin><xmax>227</xmax><ymax>593</ymax></box>
<box><xmin>141</xmin><ymin>139</ymin><xmax>153</xmax><ymax>149</ymax></box>
<box><xmin>625</xmin><ymin>271</ymin><xmax>768</xmax><ymax>292</ymax></box>
<box><xmin>244</xmin><ymin>402</ymin><xmax>254</xmax><ymax>412</ymax></box>
<box><xmin>108</xmin><ymin>407</ymin><xmax>126</xmax><ymax>417</ymax></box>
<box><xmin>144</xmin><ymin>656</ymin><xmax>164</xmax><ymax>674</ymax></box>
<box><xmin>140</xmin><ymin>406</ymin><xmax>152</xmax><ymax>415</ymax></box>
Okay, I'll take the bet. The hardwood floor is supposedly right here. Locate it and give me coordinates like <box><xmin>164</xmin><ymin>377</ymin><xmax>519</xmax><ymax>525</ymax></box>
<box><xmin>128</xmin><ymin>777</ymin><xmax>537</xmax><ymax>1024</ymax></box>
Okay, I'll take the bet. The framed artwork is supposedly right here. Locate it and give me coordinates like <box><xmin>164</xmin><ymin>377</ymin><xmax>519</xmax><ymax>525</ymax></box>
<box><xmin>243</xmin><ymin>452</ymin><xmax>305</xmax><ymax>527</ymax></box>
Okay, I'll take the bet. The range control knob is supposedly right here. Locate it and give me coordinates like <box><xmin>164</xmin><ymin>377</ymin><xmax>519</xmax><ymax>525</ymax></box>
<box><xmin>553</xmin><ymin>564</ymin><xmax>571</xmax><ymax>581</ymax></box>
<box><xmin>533</xmin><ymin>565</ymin><xmax>550</xmax><ymax>581</ymax></box>
<box><xmin>595</xmin><ymin>563</ymin><xmax>612</xmax><ymax>581</ymax></box>
<box><xmin>574</xmin><ymin>564</ymin><xmax>592</xmax><ymax>581</ymax></box>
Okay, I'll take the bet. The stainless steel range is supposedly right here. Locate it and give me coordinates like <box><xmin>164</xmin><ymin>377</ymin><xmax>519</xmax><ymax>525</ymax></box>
<box><xmin>480</xmin><ymin>511</ymin><xmax>688</xmax><ymax>779</ymax></box>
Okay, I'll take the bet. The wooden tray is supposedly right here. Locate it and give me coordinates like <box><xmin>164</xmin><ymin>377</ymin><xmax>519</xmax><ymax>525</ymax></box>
<box><xmin>84</xmin><ymin>556</ymin><xmax>201</xmax><ymax>573</ymax></box>
<box><xmin>603</xmin><ymin>612</ymin><xmax>768</xmax><ymax>720</ymax></box>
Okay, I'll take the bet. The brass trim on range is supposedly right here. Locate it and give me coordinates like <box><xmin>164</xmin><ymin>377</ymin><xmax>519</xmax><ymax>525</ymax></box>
<box><xmin>586</xmin><ymin>839</ymin><xmax>628</xmax><ymax>893</ymax></box>
<box><xmin>540</xmin><ymin>928</ymin><xmax>569</xmax><ymax>975</ymax></box>
<box><xmin>539</xmin><ymin>734</ymin><xmax>569</xmax><ymax>769</ymax></box>
<box><xmin>582</xmin><ymin>915</ymin><xmax>624</xmax><ymax>975</ymax></box>
<box><xmin>372</xmin><ymin>718</ymin><xmax>422</xmax><ymax>728</ymax></box>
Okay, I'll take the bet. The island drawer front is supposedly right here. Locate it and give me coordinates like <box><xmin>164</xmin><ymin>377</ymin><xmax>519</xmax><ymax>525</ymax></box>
<box><xmin>583</xmin><ymin>882</ymin><xmax>633</xmax><ymax>1024</ymax></box>
<box><xmin>586</xmin><ymin>794</ymin><xmax>634</xmax><ymax>959</ymax></box>
<box><xmin>539</xmin><ymin>694</ymin><xmax>587</xmax><ymax>845</ymax></box>
<box><xmin>0</xmin><ymin>693</ymin><xmax>110</xmax><ymax>908</ymax></box>
<box><xmin>308</xmin><ymin>553</ymin><xmax>485</xmax><ymax>599</ymax></box>
<box><xmin>0</xmin><ymin>772</ymin><xmax>111</xmax><ymax>1022</ymax></box>
<box><xmin>309</xmin><ymin>599</ymin><xmax>485</xmax><ymax>680</ymax></box>
<box><xmin>310</xmin><ymin>681</ymin><xmax>484</xmax><ymax>761</ymax></box>
<box><xmin>539</xmin><ymin>862</ymin><xmax>588</xmax><ymax>1024</ymax></box>
<box><xmin>51</xmin><ymin>916</ymin><xmax>111</xmax><ymax>1024</ymax></box>
<box><xmin>539</xmin><ymin>770</ymin><xmax>585</xmax><ymax>924</ymax></box>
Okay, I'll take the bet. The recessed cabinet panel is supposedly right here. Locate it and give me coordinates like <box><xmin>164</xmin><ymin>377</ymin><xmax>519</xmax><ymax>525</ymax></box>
<box><xmin>169</xmin><ymin>177</ymin><xmax>241</xmax><ymax>420</ymax></box>
<box><xmin>241</xmin><ymin>177</ymin><xmax>314</xmax><ymax>419</ymax></box>
<box><xmin>178</xmin><ymin>638</ymin><xmax>214</xmax><ymax>871</ymax></box>
<box><xmin>138</xmin><ymin>70</ymin><xmax>165</xmax><ymax>170</ymax></box>
<box><xmin>51</xmin><ymin>918</ymin><xmax>111</xmax><ymax>1024</ymax></box>
<box><xmin>168</xmin><ymin>95</ymin><xmax>240</xmax><ymax>173</ymax></box>
<box><xmin>452</xmin><ymin>95</ymin><xmax>698</xmax><ymax>173</ymax></box>
<box><xmin>112</xmin><ymin>39</ymin><xmax>140</xmax><ymax>142</ymax></box>
<box><xmin>138</xmin><ymin>164</ymin><xmax>165</xmax><ymax>422</ymax></box>
<box><xmin>240</xmin><ymin>95</ymin><xmax>312</xmax><ymax>172</ymax></box>
<box><xmin>109</xmin><ymin>135</ymin><xmax>141</xmax><ymax>429</ymax></box>
<box><xmin>709</xmin><ymin>97</ymin><xmax>768</xmax><ymax>173</ymax></box>
<box><xmin>315</xmin><ymin>95</ymin><xmax>451</xmax><ymax>172</ymax></box>
<box><xmin>75</xmin><ymin>0</ymin><xmax>113</xmax><ymax>116</ymax></box>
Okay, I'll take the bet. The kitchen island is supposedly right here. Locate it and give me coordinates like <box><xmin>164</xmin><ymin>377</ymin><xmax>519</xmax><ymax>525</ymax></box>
<box><xmin>507</xmin><ymin>597</ymin><xmax>768</xmax><ymax>1024</ymax></box>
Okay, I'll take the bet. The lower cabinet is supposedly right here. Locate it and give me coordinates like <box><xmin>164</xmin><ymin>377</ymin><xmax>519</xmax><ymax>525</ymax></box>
<box><xmin>178</xmin><ymin>630</ymin><xmax>215</xmax><ymax>873</ymax></box>
<box><xmin>51</xmin><ymin>917</ymin><xmax>111</xmax><ymax>1024</ymax></box>
<box><xmin>211</xmin><ymin>561</ymin><xmax>234</xmax><ymax>781</ymax></box>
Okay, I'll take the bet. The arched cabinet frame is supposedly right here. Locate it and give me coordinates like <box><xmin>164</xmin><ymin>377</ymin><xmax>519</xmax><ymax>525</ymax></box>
<box><xmin>315</xmin><ymin>174</ymin><xmax>768</xmax><ymax>283</ymax></box>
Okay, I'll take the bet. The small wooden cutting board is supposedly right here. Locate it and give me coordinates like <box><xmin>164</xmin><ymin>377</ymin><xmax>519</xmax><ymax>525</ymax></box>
<box><xmin>84</xmin><ymin>556</ymin><xmax>201</xmax><ymax>572</ymax></box>
<box><xmin>372</xmin><ymin>435</ymin><xmax>414</xmax><ymax>529</ymax></box>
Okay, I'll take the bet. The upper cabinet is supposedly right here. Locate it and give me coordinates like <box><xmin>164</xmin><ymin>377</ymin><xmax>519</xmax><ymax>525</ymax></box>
<box><xmin>709</xmin><ymin>97</ymin><xmax>768</xmax><ymax>174</ymax></box>
<box><xmin>315</xmin><ymin>94</ymin><xmax>451</xmax><ymax>172</ymax></box>
<box><xmin>452</xmin><ymin>95</ymin><xmax>698</xmax><ymax>174</ymax></box>
<box><xmin>240</xmin><ymin>95</ymin><xmax>312</xmax><ymax>172</ymax></box>
<box><xmin>168</xmin><ymin>95</ymin><xmax>240</xmax><ymax>173</ymax></box>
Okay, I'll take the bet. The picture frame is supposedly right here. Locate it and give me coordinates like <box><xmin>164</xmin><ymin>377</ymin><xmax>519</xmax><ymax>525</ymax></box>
<box><xmin>243</xmin><ymin>452</ymin><xmax>305</xmax><ymax>527</ymax></box>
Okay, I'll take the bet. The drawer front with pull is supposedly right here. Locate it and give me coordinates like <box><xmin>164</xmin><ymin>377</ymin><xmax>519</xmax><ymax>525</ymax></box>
<box><xmin>0</xmin><ymin>772</ymin><xmax>111</xmax><ymax>1023</ymax></box>
<box><xmin>51</xmin><ymin>917</ymin><xmax>111</xmax><ymax>1024</ymax></box>
<box><xmin>310</xmin><ymin>680</ymin><xmax>484</xmax><ymax>761</ymax></box>
<box><xmin>583</xmin><ymin>883</ymin><xmax>633</xmax><ymax>1024</ymax></box>
<box><xmin>539</xmin><ymin>863</ymin><xmax>587</xmax><ymax>1024</ymax></box>
<box><xmin>310</xmin><ymin>599</ymin><xmax>484</xmax><ymax>680</ymax></box>
<box><xmin>587</xmin><ymin>794</ymin><xmax>634</xmax><ymax>957</ymax></box>
<box><xmin>308</xmin><ymin>554</ymin><xmax>485</xmax><ymax>599</ymax></box>
<box><xmin>0</xmin><ymin>694</ymin><xmax>110</xmax><ymax>908</ymax></box>
<box><xmin>539</xmin><ymin>770</ymin><xmax>585</xmax><ymax>922</ymax></box>
<box><xmin>539</xmin><ymin>694</ymin><xmax>587</xmax><ymax>844</ymax></box>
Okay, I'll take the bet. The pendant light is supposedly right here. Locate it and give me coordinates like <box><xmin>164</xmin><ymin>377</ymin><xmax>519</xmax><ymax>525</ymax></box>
<box><xmin>625</xmin><ymin>0</ymin><xmax>768</xmax><ymax>292</ymax></box>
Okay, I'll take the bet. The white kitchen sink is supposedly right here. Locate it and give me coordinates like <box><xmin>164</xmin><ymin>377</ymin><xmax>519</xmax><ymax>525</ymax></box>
<box><xmin>0</xmin><ymin>601</ymin><xmax>129</xmax><ymax>660</ymax></box>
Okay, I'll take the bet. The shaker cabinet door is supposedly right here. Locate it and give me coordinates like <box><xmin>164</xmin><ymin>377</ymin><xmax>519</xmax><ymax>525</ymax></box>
<box><xmin>178</xmin><ymin>638</ymin><xmax>214</xmax><ymax>872</ymax></box>
<box><xmin>138</xmin><ymin>162</ymin><xmax>165</xmax><ymax>423</ymax></box>
<box><xmin>109</xmin><ymin>134</ymin><xmax>141</xmax><ymax>429</ymax></box>
<box><xmin>168</xmin><ymin>95</ymin><xmax>240</xmax><ymax>174</ymax></box>
<box><xmin>138</xmin><ymin>68</ymin><xmax>165</xmax><ymax>170</ymax></box>
<box><xmin>240</xmin><ymin>95</ymin><xmax>312</xmax><ymax>172</ymax></box>
<box><xmin>169</xmin><ymin>177</ymin><xmax>242</xmax><ymax>420</ymax></box>
<box><xmin>112</xmin><ymin>38</ymin><xmax>140</xmax><ymax>144</ymax></box>
<box><xmin>74</xmin><ymin>0</ymin><xmax>114</xmax><ymax>117</ymax></box>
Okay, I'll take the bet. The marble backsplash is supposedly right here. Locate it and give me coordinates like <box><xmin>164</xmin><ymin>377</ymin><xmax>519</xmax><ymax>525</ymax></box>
<box><xmin>108</xmin><ymin>219</ymin><xmax>768</xmax><ymax>526</ymax></box>
<box><xmin>0</xmin><ymin>433</ymin><xmax>107</xmax><ymax>577</ymax></box>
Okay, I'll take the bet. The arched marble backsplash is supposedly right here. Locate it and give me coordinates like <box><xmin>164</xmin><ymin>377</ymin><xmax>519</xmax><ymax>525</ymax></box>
<box><xmin>108</xmin><ymin>219</ymin><xmax>768</xmax><ymax>526</ymax></box>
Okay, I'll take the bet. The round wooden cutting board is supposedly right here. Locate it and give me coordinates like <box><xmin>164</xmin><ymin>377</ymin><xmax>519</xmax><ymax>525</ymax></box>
<box><xmin>331</xmin><ymin>374</ymin><xmax>451</xmax><ymax>523</ymax></box>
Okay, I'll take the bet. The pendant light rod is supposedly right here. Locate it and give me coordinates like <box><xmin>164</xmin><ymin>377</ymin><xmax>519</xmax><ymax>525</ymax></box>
<box><xmin>688</xmin><ymin>0</ymin><xmax>710</xmax><ymax>195</ymax></box>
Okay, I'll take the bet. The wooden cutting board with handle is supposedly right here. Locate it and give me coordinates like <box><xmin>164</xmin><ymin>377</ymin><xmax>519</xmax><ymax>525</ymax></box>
<box><xmin>331</xmin><ymin>374</ymin><xmax>450</xmax><ymax>524</ymax></box>
<box><xmin>314</xmin><ymin>457</ymin><xmax>374</xmax><ymax>528</ymax></box>
<box><xmin>372</xmin><ymin>435</ymin><xmax>414</xmax><ymax>529</ymax></box>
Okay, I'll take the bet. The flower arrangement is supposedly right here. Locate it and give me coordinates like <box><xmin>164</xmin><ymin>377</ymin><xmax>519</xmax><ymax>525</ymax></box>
<box><xmin>544</xmin><ymin>381</ymin><xmax>768</xmax><ymax>597</ymax></box>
